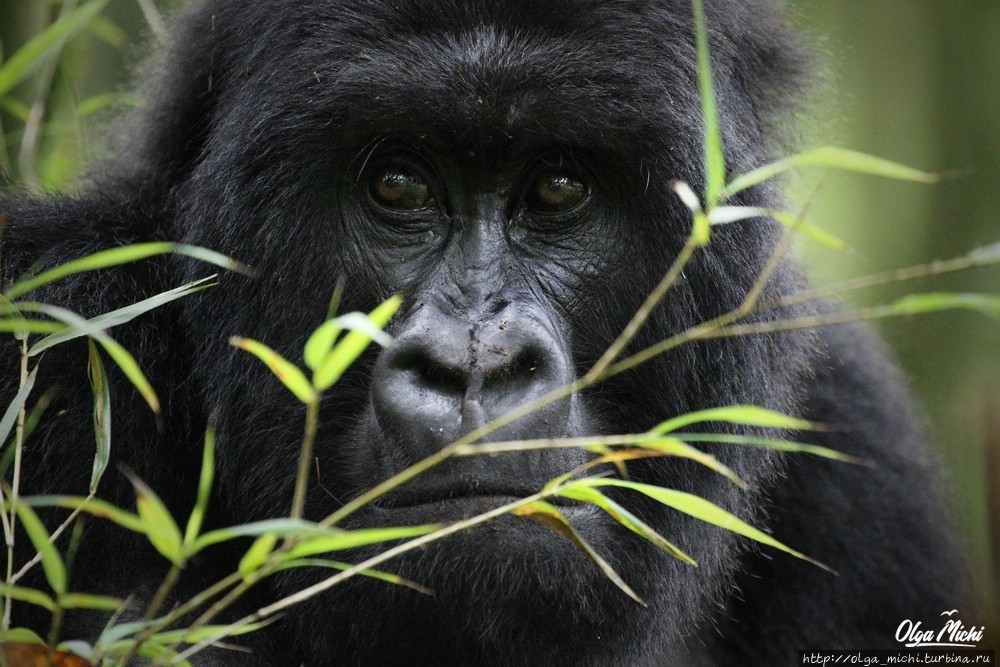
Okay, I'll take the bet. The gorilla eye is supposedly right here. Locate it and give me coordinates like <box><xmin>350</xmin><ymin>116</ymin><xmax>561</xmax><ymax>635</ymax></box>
<box><xmin>370</xmin><ymin>167</ymin><xmax>435</xmax><ymax>211</ymax></box>
<box><xmin>525</xmin><ymin>172</ymin><xmax>588</xmax><ymax>215</ymax></box>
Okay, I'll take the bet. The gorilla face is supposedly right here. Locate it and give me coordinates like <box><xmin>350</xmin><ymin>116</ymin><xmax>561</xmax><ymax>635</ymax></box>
<box><xmin>157</xmin><ymin>1</ymin><xmax>810</xmax><ymax>661</ymax></box>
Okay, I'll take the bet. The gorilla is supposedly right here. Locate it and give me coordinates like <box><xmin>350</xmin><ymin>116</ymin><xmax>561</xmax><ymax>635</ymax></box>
<box><xmin>1</xmin><ymin>0</ymin><xmax>968</xmax><ymax>665</ymax></box>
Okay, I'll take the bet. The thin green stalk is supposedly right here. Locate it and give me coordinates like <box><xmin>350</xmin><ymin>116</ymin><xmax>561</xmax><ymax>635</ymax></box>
<box><xmin>291</xmin><ymin>400</ymin><xmax>321</xmax><ymax>521</ymax></box>
<box><xmin>2</xmin><ymin>337</ymin><xmax>30</xmax><ymax>630</ymax></box>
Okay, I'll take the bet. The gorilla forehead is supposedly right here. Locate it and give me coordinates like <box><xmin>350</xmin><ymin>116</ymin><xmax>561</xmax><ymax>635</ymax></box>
<box><xmin>215</xmin><ymin>0</ymin><xmax>703</xmax><ymax>156</ymax></box>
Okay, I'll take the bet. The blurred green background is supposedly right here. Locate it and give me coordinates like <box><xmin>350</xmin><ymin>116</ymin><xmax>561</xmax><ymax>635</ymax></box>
<box><xmin>1</xmin><ymin>0</ymin><xmax>996</xmax><ymax>620</ymax></box>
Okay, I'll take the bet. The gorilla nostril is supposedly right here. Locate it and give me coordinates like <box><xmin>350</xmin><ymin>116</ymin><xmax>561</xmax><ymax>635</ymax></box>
<box><xmin>483</xmin><ymin>346</ymin><xmax>545</xmax><ymax>392</ymax></box>
<box><xmin>392</xmin><ymin>346</ymin><xmax>467</xmax><ymax>395</ymax></box>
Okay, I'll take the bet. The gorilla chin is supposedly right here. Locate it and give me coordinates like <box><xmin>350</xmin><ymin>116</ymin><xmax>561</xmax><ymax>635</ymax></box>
<box><xmin>0</xmin><ymin>0</ymin><xmax>968</xmax><ymax>665</ymax></box>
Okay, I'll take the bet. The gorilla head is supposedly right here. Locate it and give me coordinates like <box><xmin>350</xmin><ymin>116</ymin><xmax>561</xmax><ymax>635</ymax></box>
<box><xmin>0</xmin><ymin>1</ymin><xmax>966</xmax><ymax>665</ymax></box>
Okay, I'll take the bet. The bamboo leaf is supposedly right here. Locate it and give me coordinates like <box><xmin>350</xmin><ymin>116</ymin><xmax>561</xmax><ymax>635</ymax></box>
<box><xmin>29</xmin><ymin>276</ymin><xmax>215</xmax><ymax>355</ymax></box>
<box><xmin>184</xmin><ymin>426</ymin><xmax>216</xmax><ymax>546</ymax></box>
<box><xmin>283</xmin><ymin>524</ymin><xmax>440</xmax><ymax>560</ymax></box>
<box><xmin>193</xmin><ymin>518</ymin><xmax>354</xmax><ymax>552</ymax></box>
<box><xmin>633</xmin><ymin>437</ymin><xmax>746</xmax><ymax>487</ymax></box>
<box><xmin>26</xmin><ymin>495</ymin><xmax>145</xmax><ymax>533</ymax></box>
<box><xmin>573</xmin><ymin>479</ymin><xmax>833</xmax><ymax>572</ymax></box>
<box><xmin>6</xmin><ymin>243</ymin><xmax>243</xmax><ymax>301</ymax></box>
<box><xmin>556</xmin><ymin>484</ymin><xmax>697</xmax><ymax>565</ymax></box>
<box><xmin>0</xmin><ymin>628</ymin><xmax>46</xmax><ymax>644</ymax></box>
<box><xmin>87</xmin><ymin>340</ymin><xmax>111</xmax><ymax>492</ymax></box>
<box><xmin>0</xmin><ymin>584</ymin><xmax>55</xmax><ymax>611</ymax></box>
<box><xmin>270</xmin><ymin>559</ymin><xmax>432</xmax><ymax>594</ymax></box>
<box><xmin>12</xmin><ymin>502</ymin><xmax>66</xmax><ymax>594</ymax></box>
<box><xmin>671</xmin><ymin>433</ymin><xmax>869</xmax><ymax>464</ymax></box>
<box><xmin>303</xmin><ymin>320</ymin><xmax>343</xmax><ymax>371</ymax></box>
<box><xmin>126</xmin><ymin>472</ymin><xmax>183</xmax><ymax>564</ymax></box>
<box><xmin>513</xmin><ymin>500</ymin><xmax>646</xmax><ymax>605</ymax></box>
<box><xmin>59</xmin><ymin>592</ymin><xmax>124</xmax><ymax>610</ymax></box>
<box><xmin>238</xmin><ymin>533</ymin><xmax>278</xmax><ymax>579</ymax></box>
<box><xmin>726</xmin><ymin>146</ymin><xmax>939</xmax><ymax>199</ymax></box>
<box><xmin>230</xmin><ymin>337</ymin><xmax>316</xmax><ymax>404</ymax></box>
<box><xmin>312</xmin><ymin>296</ymin><xmax>401</xmax><ymax>391</ymax></box>
<box><xmin>651</xmin><ymin>405</ymin><xmax>816</xmax><ymax>435</ymax></box>
<box><xmin>886</xmin><ymin>292</ymin><xmax>1000</xmax><ymax>319</ymax></box>
<box><xmin>692</xmin><ymin>0</ymin><xmax>725</xmax><ymax>207</ymax></box>
<box><xmin>0</xmin><ymin>367</ymin><xmax>37</xmax><ymax>452</ymax></box>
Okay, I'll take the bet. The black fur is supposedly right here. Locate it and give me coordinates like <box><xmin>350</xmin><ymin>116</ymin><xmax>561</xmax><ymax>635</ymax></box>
<box><xmin>1</xmin><ymin>1</ymin><xmax>966</xmax><ymax>664</ymax></box>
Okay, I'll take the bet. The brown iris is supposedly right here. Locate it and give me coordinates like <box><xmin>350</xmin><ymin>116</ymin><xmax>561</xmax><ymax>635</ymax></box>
<box><xmin>525</xmin><ymin>172</ymin><xmax>588</xmax><ymax>215</ymax></box>
<box><xmin>371</xmin><ymin>167</ymin><xmax>434</xmax><ymax>211</ymax></box>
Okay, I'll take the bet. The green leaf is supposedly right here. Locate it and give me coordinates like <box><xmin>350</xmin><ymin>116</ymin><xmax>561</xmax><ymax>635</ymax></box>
<box><xmin>303</xmin><ymin>319</ymin><xmax>344</xmax><ymax>371</ymax></box>
<box><xmin>0</xmin><ymin>319</ymin><xmax>64</xmax><ymax>334</ymax></box>
<box><xmin>885</xmin><ymin>292</ymin><xmax>1000</xmax><ymax>319</ymax></box>
<box><xmin>769</xmin><ymin>211</ymin><xmax>849</xmax><ymax>251</ymax></box>
<box><xmin>312</xmin><ymin>296</ymin><xmax>402</xmax><ymax>391</ymax></box>
<box><xmin>184</xmin><ymin>425</ymin><xmax>216</xmax><ymax>546</ymax></box>
<box><xmin>513</xmin><ymin>500</ymin><xmax>646</xmax><ymax>605</ymax></box>
<box><xmin>6</xmin><ymin>242</ymin><xmax>244</xmax><ymax>301</ymax></box>
<box><xmin>692</xmin><ymin>0</ymin><xmax>725</xmax><ymax>208</ymax></box>
<box><xmin>556</xmin><ymin>484</ymin><xmax>696</xmax><ymax>565</ymax></box>
<box><xmin>127</xmin><ymin>472</ymin><xmax>183</xmax><ymax>564</ymax></box>
<box><xmin>670</xmin><ymin>433</ymin><xmax>868</xmax><ymax>464</ymax></box>
<box><xmin>0</xmin><ymin>583</ymin><xmax>55</xmax><ymax>611</ymax></box>
<box><xmin>59</xmin><ymin>592</ymin><xmax>124</xmax><ymax>610</ymax></box>
<box><xmin>282</xmin><ymin>524</ymin><xmax>440</xmax><ymax>560</ymax></box>
<box><xmin>95</xmin><ymin>331</ymin><xmax>160</xmax><ymax>414</ymax></box>
<box><xmin>0</xmin><ymin>366</ymin><xmax>37</xmax><ymax>452</ymax></box>
<box><xmin>230</xmin><ymin>337</ymin><xmax>316</xmax><ymax>403</ymax></box>
<box><xmin>725</xmin><ymin>146</ymin><xmax>939</xmax><ymax>199</ymax></box>
<box><xmin>574</xmin><ymin>478</ymin><xmax>833</xmax><ymax>572</ymax></box>
<box><xmin>139</xmin><ymin>621</ymin><xmax>268</xmax><ymax>646</ymax></box>
<box><xmin>26</xmin><ymin>495</ymin><xmax>145</xmax><ymax>533</ymax></box>
<box><xmin>631</xmin><ymin>437</ymin><xmax>746</xmax><ymax>487</ymax></box>
<box><xmin>193</xmin><ymin>518</ymin><xmax>344</xmax><ymax>552</ymax></box>
<box><xmin>270</xmin><ymin>558</ymin><xmax>432</xmax><ymax>594</ymax></box>
<box><xmin>239</xmin><ymin>532</ymin><xmax>278</xmax><ymax>579</ymax></box>
<box><xmin>10</xmin><ymin>302</ymin><xmax>160</xmax><ymax>414</ymax></box>
<box><xmin>0</xmin><ymin>0</ymin><xmax>111</xmax><ymax>98</ymax></box>
<box><xmin>87</xmin><ymin>340</ymin><xmax>111</xmax><ymax>492</ymax></box>
<box><xmin>29</xmin><ymin>275</ymin><xmax>216</xmax><ymax>355</ymax></box>
<box><xmin>651</xmin><ymin>405</ymin><xmax>816</xmax><ymax>435</ymax></box>
<box><xmin>0</xmin><ymin>628</ymin><xmax>46</xmax><ymax>644</ymax></box>
<box><xmin>12</xmin><ymin>502</ymin><xmax>66</xmax><ymax>594</ymax></box>
<box><xmin>135</xmin><ymin>643</ymin><xmax>193</xmax><ymax>667</ymax></box>
<box><xmin>305</xmin><ymin>311</ymin><xmax>395</xmax><ymax>371</ymax></box>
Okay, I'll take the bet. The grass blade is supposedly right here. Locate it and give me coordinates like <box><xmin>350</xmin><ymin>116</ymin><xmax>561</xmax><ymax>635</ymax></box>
<box><xmin>573</xmin><ymin>478</ymin><xmax>833</xmax><ymax>572</ymax></box>
<box><xmin>691</xmin><ymin>0</ymin><xmax>725</xmax><ymax>207</ymax></box>
<box><xmin>556</xmin><ymin>484</ymin><xmax>696</xmax><ymax>565</ymax></box>
<box><xmin>0</xmin><ymin>366</ymin><xmax>37</xmax><ymax>450</ymax></box>
<box><xmin>12</xmin><ymin>501</ymin><xmax>66</xmax><ymax>594</ymax></box>
<box><xmin>651</xmin><ymin>405</ymin><xmax>816</xmax><ymax>435</ymax></box>
<box><xmin>183</xmin><ymin>425</ymin><xmax>216</xmax><ymax>546</ymax></box>
<box><xmin>229</xmin><ymin>337</ymin><xmax>316</xmax><ymax>404</ymax></box>
<box><xmin>513</xmin><ymin>500</ymin><xmax>646</xmax><ymax>605</ymax></box>
<box><xmin>87</xmin><ymin>340</ymin><xmax>111</xmax><ymax>492</ymax></box>
<box><xmin>726</xmin><ymin>146</ymin><xmax>939</xmax><ymax>199</ymax></box>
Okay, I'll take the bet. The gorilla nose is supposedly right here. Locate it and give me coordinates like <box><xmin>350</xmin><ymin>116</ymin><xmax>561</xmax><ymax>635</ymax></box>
<box><xmin>370</xmin><ymin>307</ymin><xmax>576</xmax><ymax>457</ymax></box>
